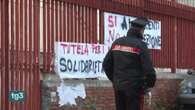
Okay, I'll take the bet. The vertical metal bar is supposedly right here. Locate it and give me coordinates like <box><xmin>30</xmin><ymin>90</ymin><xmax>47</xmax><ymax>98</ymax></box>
<box><xmin>78</xmin><ymin>5</ymin><xmax>81</xmax><ymax>43</ymax></box>
<box><xmin>63</xmin><ymin>2</ymin><xmax>66</xmax><ymax>41</ymax></box>
<box><xmin>56</xmin><ymin>1</ymin><xmax>59</xmax><ymax>41</ymax></box>
<box><xmin>0</xmin><ymin>0</ymin><xmax>1</xmax><ymax>107</ymax></box>
<box><xmin>10</xmin><ymin>0</ymin><xmax>15</xmax><ymax>109</ymax></box>
<box><xmin>61</xmin><ymin>2</ymin><xmax>64</xmax><ymax>42</ymax></box>
<box><xmin>24</xmin><ymin>0</ymin><xmax>28</xmax><ymax>109</ymax></box>
<box><xmin>177</xmin><ymin>18</ymin><xmax>180</xmax><ymax>69</ymax></box>
<box><xmin>94</xmin><ymin>9</ymin><xmax>97</xmax><ymax>43</ymax></box>
<box><xmin>37</xmin><ymin>0</ymin><xmax>41</xmax><ymax>108</ymax></box>
<box><xmin>47</xmin><ymin>0</ymin><xmax>51</xmax><ymax>71</ymax></box>
<box><xmin>81</xmin><ymin>5</ymin><xmax>84</xmax><ymax>43</ymax></box>
<box><xmin>3</xmin><ymin>1</ymin><xmax>6</xmax><ymax>109</ymax></box>
<box><xmin>29</xmin><ymin>0</ymin><xmax>33</xmax><ymax>109</ymax></box>
<box><xmin>89</xmin><ymin>8</ymin><xmax>92</xmax><ymax>43</ymax></box>
<box><xmin>186</xmin><ymin>21</ymin><xmax>189</xmax><ymax>68</ymax></box>
<box><xmin>43</xmin><ymin>0</ymin><xmax>46</xmax><ymax>71</ymax></box>
<box><xmin>179</xmin><ymin>18</ymin><xmax>183</xmax><ymax>68</ymax></box>
<box><xmin>73</xmin><ymin>4</ymin><xmax>76</xmax><ymax>42</ymax></box>
<box><xmin>186</xmin><ymin>21</ymin><xmax>190</xmax><ymax>68</ymax></box>
<box><xmin>190</xmin><ymin>23</ymin><xmax>193</xmax><ymax>68</ymax></box>
<box><xmin>59</xmin><ymin>1</ymin><xmax>62</xmax><ymax>41</ymax></box>
<box><xmin>99</xmin><ymin>10</ymin><xmax>102</xmax><ymax>44</ymax></box>
<box><xmin>166</xmin><ymin>16</ymin><xmax>169</xmax><ymax>68</ymax></box>
<box><xmin>51</xmin><ymin>0</ymin><xmax>54</xmax><ymax>70</ymax></box>
<box><xmin>92</xmin><ymin>8</ymin><xmax>94</xmax><ymax>43</ymax></box>
<box><xmin>20</xmin><ymin>0</ymin><xmax>24</xmax><ymax>109</ymax></box>
<box><xmin>1</xmin><ymin>0</ymin><xmax>4</xmax><ymax>108</ymax></box>
<box><xmin>34</xmin><ymin>0</ymin><xmax>40</xmax><ymax>109</ymax></box>
<box><xmin>70</xmin><ymin>3</ymin><xmax>73</xmax><ymax>42</ymax></box>
<box><xmin>33</xmin><ymin>0</ymin><xmax>37</xmax><ymax>108</ymax></box>
<box><xmin>188</xmin><ymin>21</ymin><xmax>193</xmax><ymax>68</ymax></box>
<box><xmin>193</xmin><ymin>23</ymin><xmax>195</xmax><ymax>68</ymax></box>
<box><xmin>16</xmin><ymin>0</ymin><xmax>20</xmax><ymax>109</ymax></box>
<box><xmin>86</xmin><ymin>7</ymin><xmax>89</xmax><ymax>43</ymax></box>
<box><xmin>170</xmin><ymin>17</ymin><xmax>173</xmax><ymax>69</ymax></box>
<box><xmin>73</xmin><ymin>4</ymin><xmax>75</xmax><ymax>42</ymax></box>
<box><xmin>0</xmin><ymin>0</ymin><xmax>1</xmax><ymax>108</ymax></box>
<box><xmin>170</xmin><ymin>17</ymin><xmax>172</xmax><ymax>69</ymax></box>
<box><xmin>50</xmin><ymin>0</ymin><xmax>56</xmax><ymax>69</ymax></box>
<box><xmin>177</xmin><ymin>18</ymin><xmax>181</xmax><ymax>68</ymax></box>
<box><xmin>100</xmin><ymin>10</ymin><xmax>104</xmax><ymax>44</ymax></box>
<box><xmin>14</xmin><ymin>0</ymin><xmax>16</xmax><ymax>109</ymax></box>
<box><xmin>83</xmin><ymin>6</ymin><xmax>86</xmax><ymax>43</ymax></box>
<box><xmin>72</xmin><ymin>4</ymin><xmax>74</xmax><ymax>42</ymax></box>
<box><xmin>180</xmin><ymin>19</ymin><xmax>186</xmax><ymax>68</ymax></box>
<box><xmin>67</xmin><ymin>3</ymin><xmax>70</xmax><ymax>41</ymax></box>
<box><xmin>61</xmin><ymin>2</ymin><xmax>64</xmax><ymax>41</ymax></box>
<box><xmin>74</xmin><ymin>4</ymin><xmax>77</xmax><ymax>42</ymax></box>
<box><xmin>3</xmin><ymin>0</ymin><xmax>9</xmax><ymax>109</ymax></box>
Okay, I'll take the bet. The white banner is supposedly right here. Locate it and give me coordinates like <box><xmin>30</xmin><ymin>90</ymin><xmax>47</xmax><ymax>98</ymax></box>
<box><xmin>104</xmin><ymin>12</ymin><xmax>161</xmax><ymax>49</ymax></box>
<box><xmin>54</xmin><ymin>42</ymin><xmax>109</xmax><ymax>79</ymax></box>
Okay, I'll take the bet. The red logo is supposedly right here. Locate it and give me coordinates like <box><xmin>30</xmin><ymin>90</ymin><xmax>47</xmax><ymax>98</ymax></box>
<box><xmin>112</xmin><ymin>45</ymin><xmax>140</xmax><ymax>54</ymax></box>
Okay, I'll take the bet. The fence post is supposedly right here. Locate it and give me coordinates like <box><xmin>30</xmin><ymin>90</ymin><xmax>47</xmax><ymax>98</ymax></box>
<box><xmin>4</xmin><ymin>0</ymin><xmax>9</xmax><ymax>109</ymax></box>
<box><xmin>172</xmin><ymin>17</ymin><xmax>177</xmax><ymax>73</ymax></box>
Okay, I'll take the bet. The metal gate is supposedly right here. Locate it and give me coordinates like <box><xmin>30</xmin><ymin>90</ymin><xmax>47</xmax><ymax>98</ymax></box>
<box><xmin>0</xmin><ymin>0</ymin><xmax>40</xmax><ymax>110</ymax></box>
<box><xmin>1</xmin><ymin>0</ymin><xmax>195</xmax><ymax>110</ymax></box>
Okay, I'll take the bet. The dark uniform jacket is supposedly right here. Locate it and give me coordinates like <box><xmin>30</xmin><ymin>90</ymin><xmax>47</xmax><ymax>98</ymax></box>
<box><xmin>103</xmin><ymin>30</ymin><xmax>156</xmax><ymax>96</ymax></box>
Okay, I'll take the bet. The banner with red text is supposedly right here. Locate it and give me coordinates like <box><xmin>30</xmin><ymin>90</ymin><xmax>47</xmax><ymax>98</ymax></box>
<box><xmin>104</xmin><ymin>12</ymin><xmax>161</xmax><ymax>49</ymax></box>
<box><xmin>54</xmin><ymin>42</ymin><xmax>109</xmax><ymax>79</ymax></box>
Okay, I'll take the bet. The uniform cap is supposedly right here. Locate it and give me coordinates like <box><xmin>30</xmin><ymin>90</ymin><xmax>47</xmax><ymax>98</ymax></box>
<box><xmin>130</xmin><ymin>17</ymin><xmax>149</xmax><ymax>28</ymax></box>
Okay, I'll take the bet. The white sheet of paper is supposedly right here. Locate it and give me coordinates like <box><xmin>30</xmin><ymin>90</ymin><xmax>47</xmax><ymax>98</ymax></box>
<box><xmin>57</xmin><ymin>81</ymin><xmax>86</xmax><ymax>106</ymax></box>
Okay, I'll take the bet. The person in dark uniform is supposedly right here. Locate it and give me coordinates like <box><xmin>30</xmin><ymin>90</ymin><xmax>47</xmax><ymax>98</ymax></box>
<box><xmin>103</xmin><ymin>17</ymin><xmax>156</xmax><ymax>110</ymax></box>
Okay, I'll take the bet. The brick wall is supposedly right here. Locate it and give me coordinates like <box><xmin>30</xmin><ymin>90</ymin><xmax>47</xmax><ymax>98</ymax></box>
<box><xmin>41</xmin><ymin>73</ymin><xmax>184</xmax><ymax>110</ymax></box>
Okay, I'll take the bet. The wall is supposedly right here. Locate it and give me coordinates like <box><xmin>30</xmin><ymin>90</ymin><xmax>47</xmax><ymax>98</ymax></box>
<box><xmin>41</xmin><ymin>73</ymin><xmax>184</xmax><ymax>110</ymax></box>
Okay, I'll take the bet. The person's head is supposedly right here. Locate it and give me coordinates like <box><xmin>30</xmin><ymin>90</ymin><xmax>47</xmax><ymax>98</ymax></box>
<box><xmin>127</xmin><ymin>17</ymin><xmax>149</xmax><ymax>39</ymax></box>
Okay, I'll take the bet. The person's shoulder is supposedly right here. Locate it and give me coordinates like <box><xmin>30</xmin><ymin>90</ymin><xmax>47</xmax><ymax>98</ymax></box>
<box><xmin>113</xmin><ymin>36</ymin><xmax>127</xmax><ymax>43</ymax></box>
<box><xmin>139</xmin><ymin>41</ymin><xmax>149</xmax><ymax>51</ymax></box>
<box><xmin>134</xmin><ymin>39</ymin><xmax>148</xmax><ymax>49</ymax></box>
<box><xmin>130</xmin><ymin>37</ymin><xmax>144</xmax><ymax>46</ymax></box>
<box><xmin>140</xmin><ymin>40</ymin><xmax>147</xmax><ymax>46</ymax></box>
